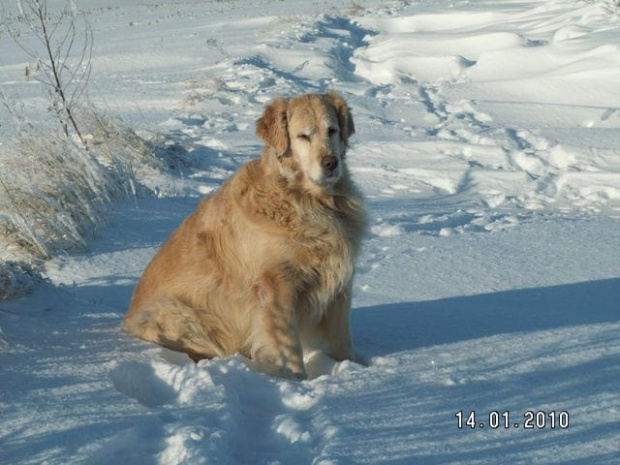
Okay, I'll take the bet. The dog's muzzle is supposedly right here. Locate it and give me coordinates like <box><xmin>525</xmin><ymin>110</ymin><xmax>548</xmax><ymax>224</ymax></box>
<box><xmin>321</xmin><ymin>155</ymin><xmax>339</xmax><ymax>173</ymax></box>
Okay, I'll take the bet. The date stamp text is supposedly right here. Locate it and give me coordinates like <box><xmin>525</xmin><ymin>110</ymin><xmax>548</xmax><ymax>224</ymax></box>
<box><xmin>455</xmin><ymin>410</ymin><xmax>570</xmax><ymax>430</ymax></box>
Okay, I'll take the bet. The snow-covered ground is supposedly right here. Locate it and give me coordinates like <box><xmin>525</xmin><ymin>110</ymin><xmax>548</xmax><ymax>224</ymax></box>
<box><xmin>1</xmin><ymin>0</ymin><xmax>620</xmax><ymax>463</ymax></box>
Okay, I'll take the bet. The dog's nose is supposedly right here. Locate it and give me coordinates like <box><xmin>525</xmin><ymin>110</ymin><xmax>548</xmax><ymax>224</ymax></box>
<box><xmin>321</xmin><ymin>155</ymin><xmax>338</xmax><ymax>172</ymax></box>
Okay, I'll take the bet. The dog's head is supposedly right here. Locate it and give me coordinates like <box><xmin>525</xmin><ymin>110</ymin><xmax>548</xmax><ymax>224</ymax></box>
<box><xmin>256</xmin><ymin>92</ymin><xmax>355</xmax><ymax>190</ymax></box>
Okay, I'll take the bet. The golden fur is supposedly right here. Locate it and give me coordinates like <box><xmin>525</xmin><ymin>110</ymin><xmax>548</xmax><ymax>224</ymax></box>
<box><xmin>124</xmin><ymin>92</ymin><xmax>366</xmax><ymax>379</ymax></box>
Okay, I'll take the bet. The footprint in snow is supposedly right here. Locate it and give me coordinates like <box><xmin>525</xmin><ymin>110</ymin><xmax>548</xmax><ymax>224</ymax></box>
<box><xmin>110</xmin><ymin>360</ymin><xmax>179</xmax><ymax>408</ymax></box>
<box><xmin>108</xmin><ymin>351</ymin><xmax>362</xmax><ymax>461</ymax></box>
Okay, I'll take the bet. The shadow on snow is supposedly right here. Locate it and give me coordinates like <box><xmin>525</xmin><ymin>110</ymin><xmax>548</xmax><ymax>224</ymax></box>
<box><xmin>354</xmin><ymin>278</ymin><xmax>620</xmax><ymax>356</ymax></box>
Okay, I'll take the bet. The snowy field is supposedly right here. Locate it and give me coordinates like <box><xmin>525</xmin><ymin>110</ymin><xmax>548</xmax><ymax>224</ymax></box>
<box><xmin>1</xmin><ymin>0</ymin><xmax>620</xmax><ymax>463</ymax></box>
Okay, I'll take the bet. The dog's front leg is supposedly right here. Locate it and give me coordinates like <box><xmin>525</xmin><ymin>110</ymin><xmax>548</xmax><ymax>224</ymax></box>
<box><xmin>320</xmin><ymin>287</ymin><xmax>354</xmax><ymax>362</ymax></box>
<box><xmin>253</xmin><ymin>273</ymin><xmax>307</xmax><ymax>380</ymax></box>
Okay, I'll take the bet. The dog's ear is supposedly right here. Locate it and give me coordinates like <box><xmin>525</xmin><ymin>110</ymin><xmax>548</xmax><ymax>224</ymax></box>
<box><xmin>256</xmin><ymin>97</ymin><xmax>290</xmax><ymax>159</ymax></box>
<box><xmin>326</xmin><ymin>92</ymin><xmax>355</xmax><ymax>148</ymax></box>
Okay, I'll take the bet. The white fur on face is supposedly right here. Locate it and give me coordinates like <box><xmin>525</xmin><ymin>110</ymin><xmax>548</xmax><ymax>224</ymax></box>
<box><xmin>289</xmin><ymin>117</ymin><xmax>343</xmax><ymax>188</ymax></box>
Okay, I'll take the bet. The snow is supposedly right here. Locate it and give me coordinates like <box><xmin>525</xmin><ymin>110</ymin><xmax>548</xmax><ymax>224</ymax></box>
<box><xmin>1</xmin><ymin>0</ymin><xmax>620</xmax><ymax>464</ymax></box>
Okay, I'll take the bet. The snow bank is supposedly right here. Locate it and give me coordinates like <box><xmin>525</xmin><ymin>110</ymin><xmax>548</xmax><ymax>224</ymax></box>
<box><xmin>350</xmin><ymin>0</ymin><xmax>620</xmax><ymax>219</ymax></box>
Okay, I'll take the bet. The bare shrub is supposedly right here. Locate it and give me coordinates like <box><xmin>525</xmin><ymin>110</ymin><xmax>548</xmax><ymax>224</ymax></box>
<box><xmin>0</xmin><ymin>0</ymin><xmax>162</xmax><ymax>300</ymax></box>
<box><xmin>9</xmin><ymin>0</ymin><xmax>93</xmax><ymax>145</ymax></box>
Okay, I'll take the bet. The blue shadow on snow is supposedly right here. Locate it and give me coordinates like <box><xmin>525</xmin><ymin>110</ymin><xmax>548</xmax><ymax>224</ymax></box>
<box><xmin>353</xmin><ymin>278</ymin><xmax>620</xmax><ymax>356</ymax></box>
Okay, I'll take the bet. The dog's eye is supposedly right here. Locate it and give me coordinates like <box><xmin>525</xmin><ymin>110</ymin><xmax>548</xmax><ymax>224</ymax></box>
<box><xmin>328</xmin><ymin>128</ymin><xmax>338</xmax><ymax>137</ymax></box>
<box><xmin>298</xmin><ymin>134</ymin><xmax>311</xmax><ymax>141</ymax></box>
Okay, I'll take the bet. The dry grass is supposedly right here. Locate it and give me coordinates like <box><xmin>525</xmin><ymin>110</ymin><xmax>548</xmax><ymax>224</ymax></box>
<box><xmin>0</xmin><ymin>261</ymin><xmax>43</xmax><ymax>302</ymax></box>
<box><xmin>0</xmin><ymin>0</ymin><xmax>164</xmax><ymax>301</ymax></box>
<box><xmin>0</xmin><ymin>108</ymin><xmax>161</xmax><ymax>300</ymax></box>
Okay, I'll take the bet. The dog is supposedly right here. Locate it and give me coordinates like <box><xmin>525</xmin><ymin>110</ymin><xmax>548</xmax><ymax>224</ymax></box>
<box><xmin>124</xmin><ymin>92</ymin><xmax>366</xmax><ymax>379</ymax></box>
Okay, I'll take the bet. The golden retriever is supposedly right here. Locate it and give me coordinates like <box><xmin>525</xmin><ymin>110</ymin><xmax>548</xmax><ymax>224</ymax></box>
<box><xmin>124</xmin><ymin>92</ymin><xmax>366</xmax><ymax>379</ymax></box>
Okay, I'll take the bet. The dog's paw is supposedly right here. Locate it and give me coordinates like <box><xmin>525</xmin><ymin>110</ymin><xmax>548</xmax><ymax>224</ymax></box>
<box><xmin>280</xmin><ymin>367</ymin><xmax>308</xmax><ymax>381</ymax></box>
<box><xmin>245</xmin><ymin>358</ymin><xmax>307</xmax><ymax>380</ymax></box>
<box><xmin>353</xmin><ymin>354</ymin><xmax>371</xmax><ymax>367</ymax></box>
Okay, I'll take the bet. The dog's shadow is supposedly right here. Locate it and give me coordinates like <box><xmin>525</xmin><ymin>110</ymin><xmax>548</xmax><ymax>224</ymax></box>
<box><xmin>353</xmin><ymin>277</ymin><xmax>620</xmax><ymax>356</ymax></box>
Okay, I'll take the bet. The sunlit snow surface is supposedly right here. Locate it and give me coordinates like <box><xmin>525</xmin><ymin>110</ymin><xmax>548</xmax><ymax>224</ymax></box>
<box><xmin>1</xmin><ymin>0</ymin><xmax>619</xmax><ymax>463</ymax></box>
